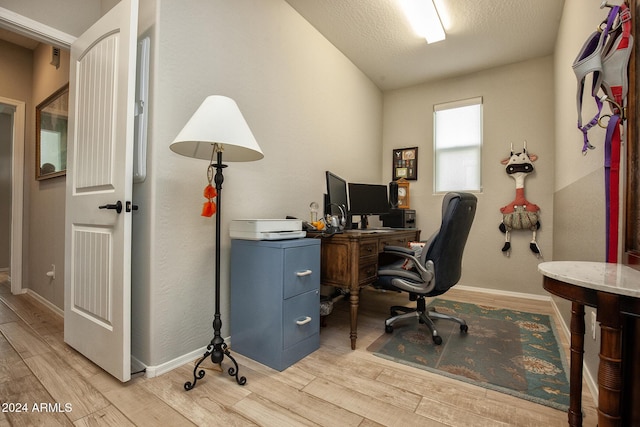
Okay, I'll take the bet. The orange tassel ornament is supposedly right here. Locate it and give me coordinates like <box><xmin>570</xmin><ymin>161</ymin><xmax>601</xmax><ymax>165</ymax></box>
<box><xmin>201</xmin><ymin>165</ymin><xmax>217</xmax><ymax>217</ymax></box>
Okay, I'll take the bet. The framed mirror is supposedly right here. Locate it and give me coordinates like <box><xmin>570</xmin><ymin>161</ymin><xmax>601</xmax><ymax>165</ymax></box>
<box><xmin>36</xmin><ymin>83</ymin><xmax>69</xmax><ymax>180</ymax></box>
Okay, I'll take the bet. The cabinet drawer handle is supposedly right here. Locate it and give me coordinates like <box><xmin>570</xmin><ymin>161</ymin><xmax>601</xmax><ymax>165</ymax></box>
<box><xmin>296</xmin><ymin>270</ymin><xmax>313</xmax><ymax>277</ymax></box>
<box><xmin>296</xmin><ymin>316</ymin><xmax>312</xmax><ymax>325</ymax></box>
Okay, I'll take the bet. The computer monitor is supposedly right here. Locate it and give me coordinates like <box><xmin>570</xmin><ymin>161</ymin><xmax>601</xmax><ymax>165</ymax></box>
<box><xmin>348</xmin><ymin>183</ymin><xmax>390</xmax><ymax>229</ymax></box>
<box><xmin>325</xmin><ymin>171</ymin><xmax>348</xmax><ymax>217</ymax></box>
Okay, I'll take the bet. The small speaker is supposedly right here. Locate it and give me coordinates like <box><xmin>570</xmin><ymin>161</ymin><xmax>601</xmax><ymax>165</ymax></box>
<box><xmin>389</xmin><ymin>181</ymin><xmax>399</xmax><ymax>208</ymax></box>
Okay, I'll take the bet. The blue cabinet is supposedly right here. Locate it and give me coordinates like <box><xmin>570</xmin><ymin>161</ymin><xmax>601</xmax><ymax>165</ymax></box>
<box><xmin>230</xmin><ymin>238</ymin><xmax>321</xmax><ymax>371</ymax></box>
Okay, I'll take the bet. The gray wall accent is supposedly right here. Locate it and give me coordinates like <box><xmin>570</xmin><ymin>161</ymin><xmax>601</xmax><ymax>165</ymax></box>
<box><xmin>552</xmin><ymin>167</ymin><xmax>606</xmax><ymax>391</ymax></box>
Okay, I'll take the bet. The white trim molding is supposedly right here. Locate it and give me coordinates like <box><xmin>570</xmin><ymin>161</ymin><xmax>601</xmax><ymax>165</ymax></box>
<box><xmin>455</xmin><ymin>284</ymin><xmax>552</xmax><ymax>302</ymax></box>
<box><xmin>26</xmin><ymin>289</ymin><xmax>63</xmax><ymax>317</ymax></box>
<box><xmin>0</xmin><ymin>6</ymin><xmax>75</xmax><ymax>48</ymax></box>
<box><xmin>140</xmin><ymin>341</ymin><xmax>231</xmax><ymax>379</ymax></box>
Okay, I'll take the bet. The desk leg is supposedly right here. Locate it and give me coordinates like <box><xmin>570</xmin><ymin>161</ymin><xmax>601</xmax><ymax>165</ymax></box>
<box><xmin>596</xmin><ymin>292</ymin><xmax>622</xmax><ymax>427</ymax></box>
<box><xmin>349</xmin><ymin>288</ymin><xmax>359</xmax><ymax>350</ymax></box>
<box><xmin>569</xmin><ymin>302</ymin><xmax>585</xmax><ymax>427</ymax></box>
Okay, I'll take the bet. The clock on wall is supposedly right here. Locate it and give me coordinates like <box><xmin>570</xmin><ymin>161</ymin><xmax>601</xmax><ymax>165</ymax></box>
<box><xmin>397</xmin><ymin>178</ymin><xmax>410</xmax><ymax>209</ymax></box>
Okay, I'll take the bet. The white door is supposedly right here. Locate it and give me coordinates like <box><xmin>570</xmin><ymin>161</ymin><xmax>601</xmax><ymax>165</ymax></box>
<box><xmin>64</xmin><ymin>0</ymin><xmax>138</xmax><ymax>382</ymax></box>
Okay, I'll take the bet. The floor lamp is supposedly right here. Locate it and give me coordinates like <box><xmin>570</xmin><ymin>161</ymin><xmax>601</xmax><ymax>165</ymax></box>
<box><xmin>170</xmin><ymin>95</ymin><xmax>264</xmax><ymax>388</ymax></box>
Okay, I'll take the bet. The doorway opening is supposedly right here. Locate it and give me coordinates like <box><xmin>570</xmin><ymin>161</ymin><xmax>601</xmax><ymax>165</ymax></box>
<box><xmin>0</xmin><ymin>98</ymin><xmax>24</xmax><ymax>294</ymax></box>
<box><xmin>0</xmin><ymin>10</ymin><xmax>73</xmax><ymax>296</ymax></box>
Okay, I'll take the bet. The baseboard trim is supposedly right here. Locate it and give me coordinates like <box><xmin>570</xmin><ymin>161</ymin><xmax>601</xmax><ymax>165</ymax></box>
<box><xmin>25</xmin><ymin>289</ymin><xmax>63</xmax><ymax>317</ymax></box>
<box><xmin>16</xmin><ymin>289</ymin><xmax>228</xmax><ymax>381</ymax></box>
<box><xmin>455</xmin><ymin>285</ymin><xmax>552</xmax><ymax>302</ymax></box>
<box><xmin>141</xmin><ymin>348</ymin><xmax>203</xmax><ymax>378</ymax></box>
<box><xmin>140</xmin><ymin>340</ymin><xmax>231</xmax><ymax>379</ymax></box>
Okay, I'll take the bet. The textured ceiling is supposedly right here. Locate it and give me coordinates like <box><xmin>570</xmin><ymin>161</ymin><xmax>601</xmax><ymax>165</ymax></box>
<box><xmin>285</xmin><ymin>0</ymin><xmax>566</xmax><ymax>90</ymax></box>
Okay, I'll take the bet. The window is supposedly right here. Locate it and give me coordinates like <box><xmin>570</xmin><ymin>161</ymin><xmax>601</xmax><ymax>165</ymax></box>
<box><xmin>434</xmin><ymin>97</ymin><xmax>482</xmax><ymax>192</ymax></box>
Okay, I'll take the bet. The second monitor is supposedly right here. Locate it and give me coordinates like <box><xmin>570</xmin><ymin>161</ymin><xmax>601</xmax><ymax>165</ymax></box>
<box><xmin>348</xmin><ymin>183</ymin><xmax>390</xmax><ymax>229</ymax></box>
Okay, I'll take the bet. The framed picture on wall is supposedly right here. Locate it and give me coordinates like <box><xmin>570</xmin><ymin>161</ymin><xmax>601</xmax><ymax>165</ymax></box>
<box><xmin>36</xmin><ymin>84</ymin><xmax>69</xmax><ymax>180</ymax></box>
<box><xmin>392</xmin><ymin>147</ymin><xmax>418</xmax><ymax>180</ymax></box>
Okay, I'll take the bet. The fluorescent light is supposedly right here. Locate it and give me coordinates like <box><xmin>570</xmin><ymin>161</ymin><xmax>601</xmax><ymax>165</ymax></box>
<box><xmin>400</xmin><ymin>0</ymin><xmax>446</xmax><ymax>44</ymax></box>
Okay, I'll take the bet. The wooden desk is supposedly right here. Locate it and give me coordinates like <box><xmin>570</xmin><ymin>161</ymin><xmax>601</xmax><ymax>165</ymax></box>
<box><xmin>310</xmin><ymin>228</ymin><xmax>420</xmax><ymax>349</ymax></box>
<box><xmin>538</xmin><ymin>261</ymin><xmax>640</xmax><ymax>427</ymax></box>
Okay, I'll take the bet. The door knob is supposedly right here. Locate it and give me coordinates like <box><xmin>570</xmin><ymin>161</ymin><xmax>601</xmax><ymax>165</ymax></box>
<box><xmin>99</xmin><ymin>201</ymin><xmax>123</xmax><ymax>214</ymax></box>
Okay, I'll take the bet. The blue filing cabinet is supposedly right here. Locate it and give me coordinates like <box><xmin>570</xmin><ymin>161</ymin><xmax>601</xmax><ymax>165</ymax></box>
<box><xmin>230</xmin><ymin>238</ymin><xmax>321</xmax><ymax>371</ymax></box>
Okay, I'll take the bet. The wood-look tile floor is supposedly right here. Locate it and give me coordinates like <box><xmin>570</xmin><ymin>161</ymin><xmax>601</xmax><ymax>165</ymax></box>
<box><xmin>0</xmin><ymin>273</ymin><xmax>598</xmax><ymax>426</ymax></box>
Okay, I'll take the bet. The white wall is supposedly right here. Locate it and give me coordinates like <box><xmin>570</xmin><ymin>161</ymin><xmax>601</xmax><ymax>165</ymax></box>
<box><xmin>383</xmin><ymin>57</ymin><xmax>555</xmax><ymax>295</ymax></box>
<box><xmin>134</xmin><ymin>0</ymin><xmax>384</xmax><ymax>367</ymax></box>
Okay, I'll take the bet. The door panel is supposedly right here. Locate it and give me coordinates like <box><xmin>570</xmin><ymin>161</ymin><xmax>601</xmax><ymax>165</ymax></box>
<box><xmin>64</xmin><ymin>0</ymin><xmax>138</xmax><ymax>382</ymax></box>
<box><xmin>75</xmin><ymin>33</ymin><xmax>118</xmax><ymax>191</ymax></box>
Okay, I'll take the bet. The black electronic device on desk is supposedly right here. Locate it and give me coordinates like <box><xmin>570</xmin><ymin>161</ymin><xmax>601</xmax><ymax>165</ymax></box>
<box><xmin>348</xmin><ymin>182</ymin><xmax>390</xmax><ymax>229</ymax></box>
<box><xmin>325</xmin><ymin>171</ymin><xmax>349</xmax><ymax>231</ymax></box>
<box><xmin>381</xmin><ymin>208</ymin><xmax>416</xmax><ymax>228</ymax></box>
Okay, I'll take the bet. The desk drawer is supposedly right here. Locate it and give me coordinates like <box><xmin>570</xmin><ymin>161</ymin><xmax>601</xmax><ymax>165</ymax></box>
<box><xmin>380</xmin><ymin>234</ymin><xmax>413</xmax><ymax>249</ymax></box>
<box><xmin>359</xmin><ymin>241</ymin><xmax>378</xmax><ymax>258</ymax></box>
<box><xmin>358</xmin><ymin>259</ymin><xmax>378</xmax><ymax>284</ymax></box>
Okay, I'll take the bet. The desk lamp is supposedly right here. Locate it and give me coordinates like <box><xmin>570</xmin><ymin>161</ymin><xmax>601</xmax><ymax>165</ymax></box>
<box><xmin>170</xmin><ymin>95</ymin><xmax>264</xmax><ymax>388</ymax></box>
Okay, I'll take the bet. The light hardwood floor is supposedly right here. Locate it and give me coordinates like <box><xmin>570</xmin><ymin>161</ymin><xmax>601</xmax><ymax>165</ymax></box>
<box><xmin>0</xmin><ymin>274</ymin><xmax>598</xmax><ymax>426</ymax></box>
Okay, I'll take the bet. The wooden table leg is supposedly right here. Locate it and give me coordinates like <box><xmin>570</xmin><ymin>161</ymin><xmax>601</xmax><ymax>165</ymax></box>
<box><xmin>596</xmin><ymin>292</ymin><xmax>622</xmax><ymax>427</ymax></box>
<box><xmin>622</xmin><ymin>317</ymin><xmax>640</xmax><ymax>425</ymax></box>
<box><xmin>568</xmin><ymin>302</ymin><xmax>585</xmax><ymax>427</ymax></box>
<box><xmin>349</xmin><ymin>288</ymin><xmax>359</xmax><ymax>350</ymax></box>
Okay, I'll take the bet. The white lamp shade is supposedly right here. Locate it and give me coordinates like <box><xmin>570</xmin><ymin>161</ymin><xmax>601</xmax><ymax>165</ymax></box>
<box><xmin>170</xmin><ymin>95</ymin><xmax>264</xmax><ymax>162</ymax></box>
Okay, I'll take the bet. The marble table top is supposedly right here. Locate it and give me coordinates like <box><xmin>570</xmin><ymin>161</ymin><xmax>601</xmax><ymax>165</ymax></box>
<box><xmin>538</xmin><ymin>261</ymin><xmax>640</xmax><ymax>298</ymax></box>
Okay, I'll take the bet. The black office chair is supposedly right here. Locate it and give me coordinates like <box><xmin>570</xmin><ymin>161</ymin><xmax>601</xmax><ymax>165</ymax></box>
<box><xmin>376</xmin><ymin>192</ymin><xmax>477</xmax><ymax>345</ymax></box>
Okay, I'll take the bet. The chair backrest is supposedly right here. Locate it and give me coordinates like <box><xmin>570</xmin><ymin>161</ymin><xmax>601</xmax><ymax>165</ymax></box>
<box><xmin>420</xmin><ymin>192</ymin><xmax>477</xmax><ymax>295</ymax></box>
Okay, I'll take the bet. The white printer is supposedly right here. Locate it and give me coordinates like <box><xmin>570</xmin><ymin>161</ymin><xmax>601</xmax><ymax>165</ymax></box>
<box><xmin>229</xmin><ymin>219</ymin><xmax>306</xmax><ymax>240</ymax></box>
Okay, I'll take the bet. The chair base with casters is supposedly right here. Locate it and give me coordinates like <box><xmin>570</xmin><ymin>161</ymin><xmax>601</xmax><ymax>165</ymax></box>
<box><xmin>384</xmin><ymin>293</ymin><xmax>468</xmax><ymax>345</ymax></box>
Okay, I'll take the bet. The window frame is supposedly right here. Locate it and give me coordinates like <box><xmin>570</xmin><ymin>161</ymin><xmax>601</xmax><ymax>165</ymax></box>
<box><xmin>433</xmin><ymin>96</ymin><xmax>483</xmax><ymax>193</ymax></box>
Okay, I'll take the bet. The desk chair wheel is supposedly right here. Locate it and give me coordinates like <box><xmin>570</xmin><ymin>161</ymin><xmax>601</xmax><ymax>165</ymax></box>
<box><xmin>460</xmin><ymin>324</ymin><xmax>468</xmax><ymax>333</ymax></box>
<box><xmin>433</xmin><ymin>335</ymin><xmax>442</xmax><ymax>345</ymax></box>
<box><xmin>385</xmin><ymin>324</ymin><xmax>394</xmax><ymax>334</ymax></box>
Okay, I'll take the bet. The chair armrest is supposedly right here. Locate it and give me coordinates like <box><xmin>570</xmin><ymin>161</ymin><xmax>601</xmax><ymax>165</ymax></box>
<box><xmin>381</xmin><ymin>245</ymin><xmax>419</xmax><ymax>266</ymax></box>
<box><xmin>382</xmin><ymin>245</ymin><xmax>415</xmax><ymax>256</ymax></box>
<box><xmin>380</xmin><ymin>245</ymin><xmax>432</xmax><ymax>282</ymax></box>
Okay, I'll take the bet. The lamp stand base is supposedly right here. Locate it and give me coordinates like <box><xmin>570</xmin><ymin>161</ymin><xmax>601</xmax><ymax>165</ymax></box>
<box><xmin>184</xmin><ymin>151</ymin><xmax>246</xmax><ymax>389</ymax></box>
<box><xmin>184</xmin><ymin>336</ymin><xmax>246</xmax><ymax>389</ymax></box>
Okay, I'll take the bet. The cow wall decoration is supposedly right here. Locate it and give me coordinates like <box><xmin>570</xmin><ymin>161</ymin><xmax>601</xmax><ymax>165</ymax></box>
<box><xmin>499</xmin><ymin>142</ymin><xmax>541</xmax><ymax>257</ymax></box>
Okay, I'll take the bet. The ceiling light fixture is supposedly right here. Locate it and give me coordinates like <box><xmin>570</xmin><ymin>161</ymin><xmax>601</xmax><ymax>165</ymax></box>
<box><xmin>399</xmin><ymin>0</ymin><xmax>446</xmax><ymax>44</ymax></box>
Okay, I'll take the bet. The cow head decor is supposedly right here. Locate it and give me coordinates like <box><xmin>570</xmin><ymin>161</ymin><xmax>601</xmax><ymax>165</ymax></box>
<box><xmin>499</xmin><ymin>141</ymin><xmax>541</xmax><ymax>257</ymax></box>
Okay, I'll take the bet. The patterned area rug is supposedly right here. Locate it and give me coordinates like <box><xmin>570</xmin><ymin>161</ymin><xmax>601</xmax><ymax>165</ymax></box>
<box><xmin>367</xmin><ymin>299</ymin><xmax>570</xmax><ymax>410</ymax></box>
